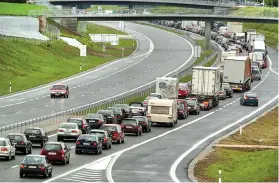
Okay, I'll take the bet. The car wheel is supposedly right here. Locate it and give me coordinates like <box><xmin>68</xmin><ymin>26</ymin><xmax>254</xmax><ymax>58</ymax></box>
<box><xmin>255</xmin><ymin>103</ymin><xmax>258</xmax><ymax>106</ymax></box>
<box><xmin>5</xmin><ymin>153</ymin><xmax>11</xmax><ymax>160</ymax></box>
<box><xmin>139</xmin><ymin>131</ymin><xmax>142</xmax><ymax>136</ymax></box>
<box><xmin>11</xmin><ymin>153</ymin><xmax>15</xmax><ymax>160</ymax></box>
<box><xmin>43</xmin><ymin>172</ymin><xmax>47</xmax><ymax>178</ymax></box>
<box><xmin>28</xmin><ymin>146</ymin><xmax>32</xmax><ymax>154</ymax></box>
<box><xmin>41</xmin><ymin>142</ymin><xmax>44</xmax><ymax>148</ymax></box>
<box><xmin>62</xmin><ymin>158</ymin><xmax>67</xmax><ymax>165</ymax></box>
<box><xmin>122</xmin><ymin>138</ymin><xmax>125</xmax><ymax>143</ymax></box>
<box><xmin>75</xmin><ymin>150</ymin><xmax>80</xmax><ymax>154</ymax></box>
<box><xmin>99</xmin><ymin>148</ymin><xmax>102</xmax><ymax>154</ymax></box>
<box><xmin>170</xmin><ymin>122</ymin><xmax>174</xmax><ymax>127</ymax></box>
<box><xmin>24</xmin><ymin>147</ymin><xmax>28</xmax><ymax>155</ymax></box>
<box><xmin>149</xmin><ymin>127</ymin><xmax>151</xmax><ymax>132</ymax></box>
<box><xmin>136</xmin><ymin>132</ymin><xmax>139</xmax><ymax>136</ymax></box>
<box><xmin>19</xmin><ymin>173</ymin><xmax>24</xmax><ymax>178</ymax></box>
<box><xmin>57</xmin><ymin>137</ymin><xmax>60</xmax><ymax>141</ymax></box>
<box><xmin>67</xmin><ymin>157</ymin><xmax>70</xmax><ymax>164</ymax></box>
<box><xmin>109</xmin><ymin>143</ymin><xmax>112</xmax><ymax>149</ymax></box>
<box><xmin>118</xmin><ymin>138</ymin><xmax>121</xmax><ymax>144</ymax></box>
<box><xmin>48</xmin><ymin>171</ymin><xmax>52</xmax><ymax>177</ymax></box>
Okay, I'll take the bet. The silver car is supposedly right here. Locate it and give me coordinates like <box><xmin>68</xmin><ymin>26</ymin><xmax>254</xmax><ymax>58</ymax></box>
<box><xmin>0</xmin><ymin>137</ymin><xmax>16</xmax><ymax>160</ymax></box>
<box><xmin>218</xmin><ymin>87</ymin><xmax>226</xmax><ymax>100</ymax></box>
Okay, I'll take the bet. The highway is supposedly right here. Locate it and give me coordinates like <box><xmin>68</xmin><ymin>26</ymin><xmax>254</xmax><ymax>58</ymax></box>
<box><xmin>0</xmin><ymin>22</ymin><xmax>193</xmax><ymax>127</ymax></box>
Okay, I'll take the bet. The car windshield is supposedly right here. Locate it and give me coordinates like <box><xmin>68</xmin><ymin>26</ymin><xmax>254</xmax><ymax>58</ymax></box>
<box><xmin>100</xmin><ymin>126</ymin><xmax>117</xmax><ymax>132</ymax></box>
<box><xmin>44</xmin><ymin>144</ymin><xmax>62</xmax><ymax>151</ymax></box>
<box><xmin>177</xmin><ymin>104</ymin><xmax>184</xmax><ymax>110</ymax></box>
<box><xmin>114</xmin><ymin>104</ymin><xmax>127</xmax><ymax>108</ymax></box>
<box><xmin>223</xmin><ymin>85</ymin><xmax>231</xmax><ymax>89</ymax></box>
<box><xmin>97</xmin><ymin>111</ymin><xmax>112</xmax><ymax>116</ymax></box>
<box><xmin>89</xmin><ymin>132</ymin><xmax>105</xmax><ymax>138</ymax></box>
<box><xmin>53</xmin><ymin>85</ymin><xmax>66</xmax><ymax>90</ymax></box>
<box><xmin>187</xmin><ymin>101</ymin><xmax>197</xmax><ymax>107</ymax></box>
<box><xmin>246</xmin><ymin>93</ymin><xmax>257</xmax><ymax>97</ymax></box>
<box><xmin>78</xmin><ymin>135</ymin><xmax>98</xmax><ymax>141</ymax></box>
<box><xmin>23</xmin><ymin>156</ymin><xmax>45</xmax><ymax>164</ymax></box>
<box><xmin>25</xmin><ymin>129</ymin><xmax>40</xmax><ymax>134</ymax></box>
<box><xmin>60</xmin><ymin>123</ymin><xmax>77</xmax><ymax>129</ymax></box>
<box><xmin>132</xmin><ymin>117</ymin><xmax>146</xmax><ymax>122</ymax></box>
<box><xmin>123</xmin><ymin>119</ymin><xmax>137</xmax><ymax>125</ymax></box>
<box><xmin>86</xmin><ymin>114</ymin><xmax>101</xmax><ymax>119</ymax></box>
<box><xmin>149</xmin><ymin>94</ymin><xmax>160</xmax><ymax>98</ymax></box>
<box><xmin>7</xmin><ymin>135</ymin><xmax>24</xmax><ymax>142</ymax></box>
<box><xmin>67</xmin><ymin>119</ymin><xmax>82</xmax><ymax>125</ymax></box>
<box><xmin>0</xmin><ymin>140</ymin><xmax>6</xmax><ymax>146</ymax></box>
<box><xmin>130</xmin><ymin>103</ymin><xmax>142</xmax><ymax>107</ymax></box>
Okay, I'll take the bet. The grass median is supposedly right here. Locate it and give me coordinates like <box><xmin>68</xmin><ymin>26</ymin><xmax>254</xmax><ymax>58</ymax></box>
<box><xmin>194</xmin><ymin>107</ymin><xmax>278</xmax><ymax>182</ymax></box>
<box><xmin>0</xmin><ymin>2</ymin><xmax>44</xmax><ymax>16</ymax></box>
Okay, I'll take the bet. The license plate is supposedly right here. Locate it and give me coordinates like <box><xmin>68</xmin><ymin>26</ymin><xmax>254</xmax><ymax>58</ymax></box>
<box><xmin>29</xmin><ymin>166</ymin><xmax>37</xmax><ymax>168</ymax></box>
<box><xmin>126</xmin><ymin>126</ymin><xmax>132</xmax><ymax>128</ymax></box>
<box><xmin>249</xmin><ymin>98</ymin><xmax>254</xmax><ymax>99</ymax></box>
<box><xmin>83</xmin><ymin>143</ymin><xmax>90</xmax><ymax>145</ymax></box>
<box><xmin>48</xmin><ymin>152</ymin><xmax>56</xmax><ymax>155</ymax></box>
<box><xmin>29</xmin><ymin>135</ymin><xmax>36</xmax><ymax>138</ymax></box>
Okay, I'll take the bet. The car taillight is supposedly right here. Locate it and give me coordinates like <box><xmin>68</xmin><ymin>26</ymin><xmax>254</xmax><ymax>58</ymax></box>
<box><xmin>58</xmin><ymin>129</ymin><xmax>64</xmax><ymax>132</ymax></box>
<box><xmin>256</xmin><ymin>97</ymin><xmax>259</xmax><ymax>100</ymax></box>
<box><xmin>59</xmin><ymin>150</ymin><xmax>64</xmax><ymax>156</ymax></box>
<box><xmin>76</xmin><ymin>141</ymin><xmax>81</xmax><ymax>145</ymax></box>
<box><xmin>103</xmin><ymin>138</ymin><xmax>107</xmax><ymax>142</ymax></box>
<box><xmin>40</xmin><ymin>166</ymin><xmax>45</xmax><ymax>171</ymax></box>
<box><xmin>140</xmin><ymin>121</ymin><xmax>147</xmax><ymax>125</ymax></box>
<box><xmin>98</xmin><ymin>120</ymin><xmax>103</xmax><ymax>124</ymax></box>
<box><xmin>179</xmin><ymin>110</ymin><xmax>184</xmax><ymax>113</ymax></box>
<box><xmin>147</xmin><ymin>115</ymin><xmax>151</xmax><ymax>117</ymax></box>
<box><xmin>244</xmin><ymin>96</ymin><xmax>248</xmax><ymax>99</ymax></box>
<box><xmin>82</xmin><ymin>123</ymin><xmax>85</xmax><ymax>129</ymax></box>
<box><xmin>40</xmin><ymin>149</ymin><xmax>47</xmax><ymax>155</ymax></box>
<box><xmin>1</xmin><ymin>147</ymin><xmax>7</xmax><ymax>151</ymax></box>
<box><xmin>91</xmin><ymin>142</ymin><xmax>97</xmax><ymax>146</ymax></box>
<box><xmin>20</xmin><ymin>164</ymin><xmax>25</xmax><ymax>169</ymax></box>
<box><xmin>19</xmin><ymin>141</ymin><xmax>25</xmax><ymax>145</ymax></box>
<box><xmin>72</xmin><ymin>130</ymin><xmax>77</xmax><ymax>133</ymax></box>
<box><xmin>112</xmin><ymin>132</ymin><xmax>118</xmax><ymax>136</ymax></box>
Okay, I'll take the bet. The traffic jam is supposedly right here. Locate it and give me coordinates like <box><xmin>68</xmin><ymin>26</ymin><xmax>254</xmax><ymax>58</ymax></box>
<box><xmin>0</xmin><ymin>21</ymin><xmax>266</xmax><ymax>178</ymax></box>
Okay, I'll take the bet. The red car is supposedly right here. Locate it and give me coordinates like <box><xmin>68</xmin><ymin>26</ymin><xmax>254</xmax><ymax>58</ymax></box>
<box><xmin>176</xmin><ymin>99</ymin><xmax>189</xmax><ymax>119</ymax></box>
<box><xmin>40</xmin><ymin>142</ymin><xmax>71</xmax><ymax>165</ymax></box>
<box><xmin>178</xmin><ymin>83</ymin><xmax>189</xmax><ymax>99</ymax></box>
<box><xmin>100</xmin><ymin>124</ymin><xmax>125</xmax><ymax>144</ymax></box>
<box><xmin>50</xmin><ymin>84</ymin><xmax>69</xmax><ymax>98</ymax></box>
<box><xmin>122</xmin><ymin>118</ymin><xmax>143</xmax><ymax>136</ymax></box>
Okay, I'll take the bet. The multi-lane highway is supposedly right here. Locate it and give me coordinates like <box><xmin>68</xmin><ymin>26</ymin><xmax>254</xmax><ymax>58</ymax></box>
<box><xmin>0</xmin><ymin>22</ymin><xmax>277</xmax><ymax>183</ymax></box>
<box><xmin>0</xmin><ymin>22</ymin><xmax>194</xmax><ymax>127</ymax></box>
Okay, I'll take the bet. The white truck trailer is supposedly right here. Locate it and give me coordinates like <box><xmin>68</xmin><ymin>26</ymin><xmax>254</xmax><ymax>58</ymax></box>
<box><xmin>249</xmin><ymin>34</ymin><xmax>265</xmax><ymax>52</ymax></box>
<box><xmin>155</xmin><ymin>77</ymin><xmax>179</xmax><ymax>99</ymax></box>
<box><xmin>190</xmin><ymin>66</ymin><xmax>220</xmax><ymax>110</ymax></box>
<box><xmin>249</xmin><ymin>52</ymin><xmax>265</xmax><ymax>68</ymax></box>
<box><xmin>227</xmin><ymin>22</ymin><xmax>243</xmax><ymax>33</ymax></box>
<box><xmin>223</xmin><ymin>56</ymin><xmax>252</xmax><ymax>92</ymax></box>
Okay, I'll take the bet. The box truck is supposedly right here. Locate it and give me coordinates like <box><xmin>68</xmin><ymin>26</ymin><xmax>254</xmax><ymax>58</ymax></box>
<box><xmin>155</xmin><ymin>77</ymin><xmax>179</xmax><ymax>99</ymax></box>
<box><xmin>190</xmin><ymin>66</ymin><xmax>220</xmax><ymax>110</ymax></box>
<box><xmin>249</xmin><ymin>52</ymin><xmax>267</xmax><ymax>68</ymax></box>
<box><xmin>249</xmin><ymin>34</ymin><xmax>265</xmax><ymax>52</ymax></box>
<box><xmin>223</xmin><ymin>56</ymin><xmax>252</xmax><ymax>92</ymax></box>
<box><xmin>227</xmin><ymin>22</ymin><xmax>243</xmax><ymax>33</ymax></box>
<box><xmin>147</xmin><ymin>99</ymin><xmax>177</xmax><ymax>127</ymax></box>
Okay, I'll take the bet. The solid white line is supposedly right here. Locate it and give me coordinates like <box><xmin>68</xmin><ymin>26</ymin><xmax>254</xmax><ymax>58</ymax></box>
<box><xmin>11</xmin><ymin>165</ymin><xmax>19</xmax><ymax>168</ymax></box>
<box><xmin>169</xmin><ymin>95</ymin><xmax>278</xmax><ymax>183</ymax></box>
<box><xmin>30</xmin><ymin>108</ymin><xmax>36</xmax><ymax>111</ymax></box>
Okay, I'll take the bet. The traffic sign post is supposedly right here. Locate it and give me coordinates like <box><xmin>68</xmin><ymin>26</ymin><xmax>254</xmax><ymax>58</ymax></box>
<box><xmin>103</xmin><ymin>45</ymin><xmax>106</xmax><ymax>52</ymax></box>
<box><xmin>194</xmin><ymin>45</ymin><xmax>201</xmax><ymax>58</ymax></box>
<box><xmin>122</xmin><ymin>48</ymin><xmax>125</xmax><ymax>57</ymax></box>
<box><xmin>218</xmin><ymin>170</ymin><xmax>222</xmax><ymax>183</ymax></box>
<box><xmin>9</xmin><ymin>82</ymin><xmax>11</xmax><ymax>93</ymax></box>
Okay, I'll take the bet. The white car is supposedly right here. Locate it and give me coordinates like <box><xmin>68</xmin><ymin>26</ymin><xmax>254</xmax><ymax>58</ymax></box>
<box><xmin>129</xmin><ymin>102</ymin><xmax>146</xmax><ymax>116</ymax></box>
<box><xmin>0</xmin><ymin>137</ymin><xmax>16</xmax><ymax>160</ymax></box>
<box><xmin>57</xmin><ymin>123</ymin><xmax>82</xmax><ymax>141</ymax></box>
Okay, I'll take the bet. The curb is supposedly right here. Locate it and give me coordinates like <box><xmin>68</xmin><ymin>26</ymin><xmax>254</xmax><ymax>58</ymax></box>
<box><xmin>188</xmin><ymin>104</ymin><xmax>278</xmax><ymax>182</ymax></box>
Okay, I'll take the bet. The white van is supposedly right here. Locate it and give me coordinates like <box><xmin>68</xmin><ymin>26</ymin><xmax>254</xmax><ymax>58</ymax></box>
<box><xmin>147</xmin><ymin>99</ymin><xmax>177</xmax><ymax>127</ymax></box>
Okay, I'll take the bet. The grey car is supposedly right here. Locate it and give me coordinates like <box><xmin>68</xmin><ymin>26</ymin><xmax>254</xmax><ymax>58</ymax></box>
<box><xmin>218</xmin><ymin>87</ymin><xmax>226</xmax><ymax>100</ymax></box>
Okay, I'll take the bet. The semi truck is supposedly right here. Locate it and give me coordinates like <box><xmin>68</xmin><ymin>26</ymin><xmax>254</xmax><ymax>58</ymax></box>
<box><xmin>190</xmin><ymin>66</ymin><xmax>220</xmax><ymax>110</ymax></box>
<box><xmin>155</xmin><ymin>77</ymin><xmax>179</xmax><ymax>99</ymax></box>
<box><xmin>223</xmin><ymin>56</ymin><xmax>252</xmax><ymax>92</ymax></box>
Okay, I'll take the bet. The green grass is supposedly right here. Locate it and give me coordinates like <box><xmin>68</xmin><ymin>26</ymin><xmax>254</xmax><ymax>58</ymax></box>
<box><xmin>0</xmin><ymin>2</ymin><xmax>44</xmax><ymax>16</ymax></box>
<box><xmin>194</xmin><ymin>107</ymin><xmax>279</xmax><ymax>182</ymax></box>
<box><xmin>232</xmin><ymin>7</ymin><xmax>278</xmax><ymax>49</ymax></box>
<box><xmin>203</xmin><ymin>55</ymin><xmax>218</xmax><ymax>67</ymax></box>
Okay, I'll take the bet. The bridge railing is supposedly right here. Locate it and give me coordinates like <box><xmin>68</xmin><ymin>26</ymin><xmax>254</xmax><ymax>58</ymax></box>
<box><xmin>29</xmin><ymin>8</ymin><xmax>278</xmax><ymax>19</ymax></box>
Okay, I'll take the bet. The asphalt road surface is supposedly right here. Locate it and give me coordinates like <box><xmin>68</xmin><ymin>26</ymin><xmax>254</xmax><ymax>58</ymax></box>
<box><xmin>0</xmin><ymin>22</ymin><xmax>194</xmax><ymax>127</ymax></box>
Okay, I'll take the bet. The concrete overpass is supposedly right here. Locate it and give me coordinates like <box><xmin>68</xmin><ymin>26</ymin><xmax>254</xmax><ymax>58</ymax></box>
<box><xmin>49</xmin><ymin>0</ymin><xmax>236</xmax><ymax>9</ymax></box>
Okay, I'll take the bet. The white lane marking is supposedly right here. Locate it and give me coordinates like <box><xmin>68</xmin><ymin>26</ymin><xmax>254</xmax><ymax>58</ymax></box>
<box><xmin>170</xmin><ymin>95</ymin><xmax>278</xmax><ymax>183</ymax></box>
<box><xmin>86</xmin><ymin>76</ymin><xmax>98</xmax><ymax>79</ymax></box>
<box><xmin>45</xmin><ymin>104</ymin><xmax>50</xmax><ymax>107</ymax></box>
<box><xmin>0</xmin><ymin>29</ymin><xmax>153</xmax><ymax>101</ymax></box>
<box><xmin>16</xmin><ymin>111</ymin><xmax>21</xmax><ymax>114</ymax></box>
<box><xmin>91</xmin><ymin>92</ymin><xmax>94</xmax><ymax>94</ymax></box>
<box><xmin>43</xmin><ymin>28</ymin><xmax>195</xmax><ymax>183</ymax></box>
<box><xmin>169</xmin><ymin>51</ymin><xmax>278</xmax><ymax>183</ymax></box>
<box><xmin>86</xmin><ymin>156</ymin><xmax>112</xmax><ymax>170</ymax></box>
<box><xmin>81</xmin><ymin>95</ymin><xmax>85</xmax><ymax>97</ymax></box>
<box><xmin>72</xmin><ymin>87</ymin><xmax>76</xmax><ymax>89</ymax></box>
<box><xmin>1</xmin><ymin>115</ymin><xmax>5</xmax><ymax>117</ymax></box>
<box><xmin>108</xmin><ymin>86</ymin><xmax>111</xmax><ymax>88</ymax></box>
<box><xmin>11</xmin><ymin>165</ymin><xmax>19</xmax><ymax>169</ymax></box>
<box><xmin>267</xmin><ymin>55</ymin><xmax>279</xmax><ymax>75</ymax></box>
<box><xmin>30</xmin><ymin>108</ymin><xmax>36</xmax><ymax>111</ymax></box>
<box><xmin>215</xmin><ymin>110</ymin><xmax>219</xmax><ymax>112</ymax></box>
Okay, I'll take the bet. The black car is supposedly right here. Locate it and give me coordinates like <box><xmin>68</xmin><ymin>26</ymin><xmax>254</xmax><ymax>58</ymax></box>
<box><xmin>67</xmin><ymin>117</ymin><xmax>90</xmax><ymax>134</ymax></box>
<box><xmin>112</xmin><ymin>104</ymin><xmax>132</xmax><ymax>118</ymax></box>
<box><xmin>107</xmin><ymin>107</ymin><xmax>124</xmax><ymax>122</ymax></box>
<box><xmin>7</xmin><ymin>133</ymin><xmax>32</xmax><ymax>154</ymax></box>
<box><xmin>186</xmin><ymin>100</ymin><xmax>200</xmax><ymax>115</ymax></box>
<box><xmin>75</xmin><ymin>134</ymin><xmax>103</xmax><ymax>155</ymax></box>
<box><xmin>24</xmin><ymin>127</ymin><xmax>48</xmax><ymax>147</ymax></box>
<box><xmin>222</xmin><ymin>83</ymin><xmax>233</xmax><ymax>98</ymax></box>
<box><xmin>88</xmin><ymin>130</ymin><xmax>112</xmax><ymax>149</ymax></box>
<box><xmin>131</xmin><ymin>116</ymin><xmax>151</xmax><ymax>132</ymax></box>
<box><xmin>85</xmin><ymin>113</ymin><xmax>105</xmax><ymax>129</ymax></box>
<box><xmin>19</xmin><ymin>155</ymin><xmax>53</xmax><ymax>178</ymax></box>
<box><xmin>96</xmin><ymin>110</ymin><xmax>117</xmax><ymax>124</ymax></box>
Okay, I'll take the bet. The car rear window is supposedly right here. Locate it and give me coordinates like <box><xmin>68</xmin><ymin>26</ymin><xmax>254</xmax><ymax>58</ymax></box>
<box><xmin>25</xmin><ymin>129</ymin><xmax>41</xmax><ymax>134</ymax></box>
<box><xmin>247</xmin><ymin>93</ymin><xmax>257</xmax><ymax>97</ymax></box>
<box><xmin>86</xmin><ymin>114</ymin><xmax>101</xmax><ymax>119</ymax></box>
<box><xmin>53</xmin><ymin>85</ymin><xmax>66</xmax><ymax>90</ymax></box>
<box><xmin>0</xmin><ymin>140</ymin><xmax>6</xmax><ymax>146</ymax></box>
<box><xmin>67</xmin><ymin>119</ymin><xmax>82</xmax><ymax>125</ymax></box>
<box><xmin>7</xmin><ymin>135</ymin><xmax>24</xmax><ymax>142</ymax></box>
<box><xmin>131</xmin><ymin>103</ymin><xmax>142</xmax><ymax>107</ymax></box>
<box><xmin>100</xmin><ymin>126</ymin><xmax>117</xmax><ymax>132</ymax></box>
<box><xmin>123</xmin><ymin>119</ymin><xmax>137</xmax><ymax>125</ymax></box>
<box><xmin>177</xmin><ymin>104</ymin><xmax>184</xmax><ymax>110</ymax></box>
<box><xmin>23</xmin><ymin>156</ymin><xmax>45</xmax><ymax>164</ymax></box>
<box><xmin>44</xmin><ymin>144</ymin><xmax>62</xmax><ymax>151</ymax></box>
<box><xmin>187</xmin><ymin>101</ymin><xmax>197</xmax><ymax>107</ymax></box>
<box><xmin>78</xmin><ymin>135</ymin><xmax>97</xmax><ymax>141</ymax></box>
<box><xmin>89</xmin><ymin>132</ymin><xmax>105</xmax><ymax>138</ymax></box>
<box><xmin>60</xmin><ymin>123</ymin><xmax>77</xmax><ymax>129</ymax></box>
<box><xmin>132</xmin><ymin>117</ymin><xmax>146</xmax><ymax>122</ymax></box>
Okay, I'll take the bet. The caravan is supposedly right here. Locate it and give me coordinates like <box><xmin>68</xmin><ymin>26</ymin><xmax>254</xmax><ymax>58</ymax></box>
<box><xmin>147</xmin><ymin>99</ymin><xmax>177</xmax><ymax>127</ymax></box>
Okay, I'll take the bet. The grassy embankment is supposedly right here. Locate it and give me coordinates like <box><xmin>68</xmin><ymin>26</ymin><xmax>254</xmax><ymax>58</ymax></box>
<box><xmin>0</xmin><ymin>2</ymin><xmax>44</xmax><ymax>16</ymax></box>
<box><xmin>231</xmin><ymin>7</ymin><xmax>278</xmax><ymax>49</ymax></box>
<box><xmin>0</xmin><ymin>4</ymin><xmax>136</xmax><ymax>96</ymax></box>
<box><xmin>194</xmin><ymin>107</ymin><xmax>278</xmax><ymax>182</ymax></box>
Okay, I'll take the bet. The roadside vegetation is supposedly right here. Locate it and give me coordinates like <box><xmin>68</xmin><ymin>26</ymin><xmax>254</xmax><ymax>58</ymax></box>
<box><xmin>0</xmin><ymin>2</ymin><xmax>44</xmax><ymax>15</ymax></box>
<box><xmin>194</xmin><ymin>107</ymin><xmax>278</xmax><ymax>182</ymax></box>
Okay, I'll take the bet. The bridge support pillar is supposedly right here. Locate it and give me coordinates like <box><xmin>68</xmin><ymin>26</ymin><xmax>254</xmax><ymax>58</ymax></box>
<box><xmin>204</xmin><ymin>21</ymin><xmax>212</xmax><ymax>50</ymax></box>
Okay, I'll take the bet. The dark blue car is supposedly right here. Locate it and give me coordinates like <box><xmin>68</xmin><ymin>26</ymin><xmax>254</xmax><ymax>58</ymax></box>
<box><xmin>240</xmin><ymin>92</ymin><xmax>258</xmax><ymax>106</ymax></box>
